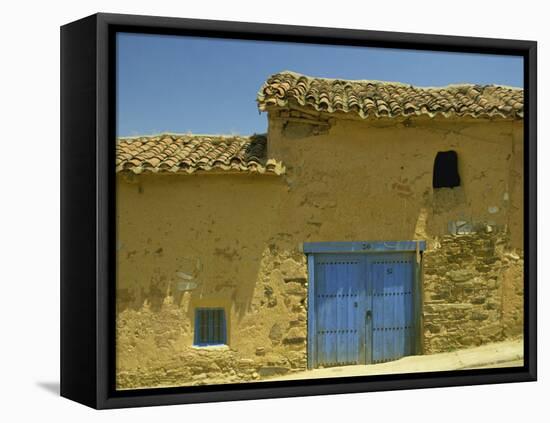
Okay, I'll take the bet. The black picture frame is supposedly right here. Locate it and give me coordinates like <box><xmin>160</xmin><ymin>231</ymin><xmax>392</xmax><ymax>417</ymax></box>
<box><xmin>60</xmin><ymin>12</ymin><xmax>537</xmax><ymax>409</ymax></box>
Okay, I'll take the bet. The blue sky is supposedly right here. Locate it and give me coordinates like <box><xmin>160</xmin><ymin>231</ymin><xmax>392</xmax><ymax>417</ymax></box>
<box><xmin>116</xmin><ymin>33</ymin><xmax>523</xmax><ymax>137</ymax></box>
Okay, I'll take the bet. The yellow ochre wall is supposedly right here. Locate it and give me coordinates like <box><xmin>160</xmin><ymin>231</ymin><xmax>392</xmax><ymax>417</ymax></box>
<box><xmin>116</xmin><ymin>115</ymin><xmax>523</xmax><ymax>389</ymax></box>
<box><xmin>266</xmin><ymin>115</ymin><xmax>523</xmax><ymax>247</ymax></box>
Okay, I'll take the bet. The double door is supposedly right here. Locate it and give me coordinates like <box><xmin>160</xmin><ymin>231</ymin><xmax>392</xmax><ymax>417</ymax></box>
<box><xmin>311</xmin><ymin>252</ymin><xmax>416</xmax><ymax>368</ymax></box>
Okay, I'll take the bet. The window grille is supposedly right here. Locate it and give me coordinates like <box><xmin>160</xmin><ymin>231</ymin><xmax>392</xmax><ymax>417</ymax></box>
<box><xmin>194</xmin><ymin>308</ymin><xmax>227</xmax><ymax>346</ymax></box>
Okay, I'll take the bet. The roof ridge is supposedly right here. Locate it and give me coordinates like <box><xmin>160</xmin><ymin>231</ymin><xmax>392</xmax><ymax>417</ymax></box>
<box><xmin>271</xmin><ymin>70</ymin><xmax>523</xmax><ymax>91</ymax></box>
<box><xmin>274</xmin><ymin>70</ymin><xmax>414</xmax><ymax>88</ymax></box>
<box><xmin>117</xmin><ymin>133</ymin><xmax>267</xmax><ymax>141</ymax></box>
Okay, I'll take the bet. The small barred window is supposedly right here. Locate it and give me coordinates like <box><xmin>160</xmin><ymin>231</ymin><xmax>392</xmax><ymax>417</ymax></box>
<box><xmin>194</xmin><ymin>308</ymin><xmax>227</xmax><ymax>346</ymax></box>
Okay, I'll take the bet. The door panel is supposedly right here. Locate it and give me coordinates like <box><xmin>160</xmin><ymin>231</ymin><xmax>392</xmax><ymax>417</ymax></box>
<box><xmin>314</xmin><ymin>254</ymin><xmax>366</xmax><ymax>367</ymax></box>
<box><xmin>369</xmin><ymin>253</ymin><xmax>415</xmax><ymax>364</ymax></box>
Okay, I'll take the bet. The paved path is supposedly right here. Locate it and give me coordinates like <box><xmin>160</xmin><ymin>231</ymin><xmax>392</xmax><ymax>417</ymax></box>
<box><xmin>269</xmin><ymin>339</ymin><xmax>523</xmax><ymax>381</ymax></box>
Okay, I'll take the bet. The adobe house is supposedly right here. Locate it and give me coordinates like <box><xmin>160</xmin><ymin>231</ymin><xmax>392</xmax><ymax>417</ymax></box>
<box><xmin>115</xmin><ymin>71</ymin><xmax>524</xmax><ymax>389</ymax></box>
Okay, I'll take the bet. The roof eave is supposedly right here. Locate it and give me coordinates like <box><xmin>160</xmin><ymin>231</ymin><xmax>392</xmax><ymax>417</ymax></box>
<box><xmin>260</xmin><ymin>102</ymin><xmax>523</xmax><ymax>123</ymax></box>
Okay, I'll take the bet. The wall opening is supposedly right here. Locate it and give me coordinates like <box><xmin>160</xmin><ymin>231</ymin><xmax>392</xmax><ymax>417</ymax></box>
<box><xmin>433</xmin><ymin>151</ymin><xmax>460</xmax><ymax>189</ymax></box>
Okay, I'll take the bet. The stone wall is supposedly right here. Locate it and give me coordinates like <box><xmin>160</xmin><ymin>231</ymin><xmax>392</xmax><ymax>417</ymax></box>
<box><xmin>422</xmin><ymin>229</ymin><xmax>524</xmax><ymax>354</ymax></box>
<box><xmin>255</xmin><ymin>245</ymin><xmax>308</xmax><ymax>370</ymax></box>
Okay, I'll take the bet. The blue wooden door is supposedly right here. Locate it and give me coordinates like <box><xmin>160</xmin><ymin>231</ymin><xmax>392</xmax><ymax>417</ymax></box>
<box><xmin>311</xmin><ymin>251</ymin><xmax>416</xmax><ymax>368</ymax></box>
<box><xmin>369</xmin><ymin>253</ymin><xmax>415</xmax><ymax>363</ymax></box>
<box><xmin>313</xmin><ymin>254</ymin><xmax>368</xmax><ymax>367</ymax></box>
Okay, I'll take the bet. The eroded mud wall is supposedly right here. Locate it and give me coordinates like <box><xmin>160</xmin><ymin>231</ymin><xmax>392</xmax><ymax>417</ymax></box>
<box><xmin>116</xmin><ymin>115</ymin><xmax>523</xmax><ymax>388</ymax></box>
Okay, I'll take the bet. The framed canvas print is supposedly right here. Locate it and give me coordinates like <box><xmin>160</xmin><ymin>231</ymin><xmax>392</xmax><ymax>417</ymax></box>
<box><xmin>60</xmin><ymin>13</ymin><xmax>537</xmax><ymax>409</ymax></box>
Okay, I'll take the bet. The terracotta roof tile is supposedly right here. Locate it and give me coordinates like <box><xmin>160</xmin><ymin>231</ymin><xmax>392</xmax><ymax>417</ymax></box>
<box><xmin>116</xmin><ymin>134</ymin><xmax>285</xmax><ymax>175</ymax></box>
<box><xmin>257</xmin><ymin>71</ymin><xmax>523</xmax><ymax>120</ymax></box>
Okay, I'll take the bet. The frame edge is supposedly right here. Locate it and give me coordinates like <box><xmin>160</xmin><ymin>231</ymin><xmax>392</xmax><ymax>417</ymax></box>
<box><xmin>60</xmin><ymin>13</ymin><xmax>100</xmax><ymax>409</ymax></box>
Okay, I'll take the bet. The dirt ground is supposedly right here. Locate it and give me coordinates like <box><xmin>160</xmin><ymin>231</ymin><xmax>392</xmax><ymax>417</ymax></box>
<box><xmin>266</xmin><ymin>339</ymin><xmax>524</xmax><ymax>381</ymax></box>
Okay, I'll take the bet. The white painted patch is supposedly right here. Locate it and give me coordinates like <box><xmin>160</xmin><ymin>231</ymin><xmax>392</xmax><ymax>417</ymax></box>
<box><xmin>488</xmin><ymin>206</ymin><xmax>499</xmax><ymax>214</ymax></box>
<box><xmin>176</xmin><ymin>271</ymin><xmax>194</xmax><ymax>280</ymax></box>
<box><xmin>176</xmin><ymin>281</ymin><xmax>198</xmax><ymax>291</ymax></box>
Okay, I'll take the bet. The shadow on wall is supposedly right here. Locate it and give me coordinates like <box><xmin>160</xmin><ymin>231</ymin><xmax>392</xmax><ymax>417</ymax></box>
<box><xmin>116</xmin><ymin>228</ymin><xmax>269</xmax><ymax>320</ymax></box>
<box><xmin>115</xmin><ymin>174</ymin><xmax>286</xmax><ymax>321</ymax></box>
<box><xmin>116</xmin><ymin>182</ymin><xmax>467</xmax><ymax>317</ymax></box>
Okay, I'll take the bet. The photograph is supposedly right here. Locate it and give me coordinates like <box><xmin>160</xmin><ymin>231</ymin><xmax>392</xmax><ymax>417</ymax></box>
<box><xmin>114</xmin><ymin>32</ymin><xmax>525</xmax><ymax>390</ymax></box>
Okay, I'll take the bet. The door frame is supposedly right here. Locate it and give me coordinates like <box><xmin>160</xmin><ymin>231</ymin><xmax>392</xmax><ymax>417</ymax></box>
<box><xmin>304</xmin><ymin>240</ymin><xmax>426</xmax><ymax>370</ymax></box>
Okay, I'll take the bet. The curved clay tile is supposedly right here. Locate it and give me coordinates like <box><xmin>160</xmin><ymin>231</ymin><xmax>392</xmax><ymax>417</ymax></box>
<box><xmin>116</xmin><ymin>134</ymin><xmax>284</xmax><ymax>176</ymax></box>
<box><xmin>257</xmin><ymin>71</ymin><xmax>523</xmax><ymax>120</ymax></box>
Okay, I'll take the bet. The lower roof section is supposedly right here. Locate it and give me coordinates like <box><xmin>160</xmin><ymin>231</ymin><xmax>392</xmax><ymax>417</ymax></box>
<box><xmin>116</xmin><ymin>133</ymin><xmax>285</xmax><ymax>175</ymax></box>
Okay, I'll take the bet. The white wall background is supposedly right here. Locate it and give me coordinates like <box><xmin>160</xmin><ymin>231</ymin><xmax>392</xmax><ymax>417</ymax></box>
<box><xmin>0</xmin><ymin>0</ymin><xmax>546</xmax><ymax>420</ymax></box>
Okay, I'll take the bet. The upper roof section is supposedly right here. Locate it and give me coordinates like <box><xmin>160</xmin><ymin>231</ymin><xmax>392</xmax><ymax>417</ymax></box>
<box><xmin>116</xmin><ymin>134</ymin><xmax>285</xmax><ymax>175</ymax></box>
<box><xmin>257</xmin><ymin>71</ymin><xmax>524</xmax><ymax>120</ymax></box>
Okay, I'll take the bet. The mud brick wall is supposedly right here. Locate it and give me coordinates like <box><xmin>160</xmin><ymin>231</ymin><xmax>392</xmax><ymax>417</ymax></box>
<box><xmin>422</xmin><ymin>230</ymin><xmax>524</xmax><ymax>354</ymax></box>
<box><xmin>116</xmin><ymin>244</ymin><xmax>308</xmax><ymax>389</ymax></box>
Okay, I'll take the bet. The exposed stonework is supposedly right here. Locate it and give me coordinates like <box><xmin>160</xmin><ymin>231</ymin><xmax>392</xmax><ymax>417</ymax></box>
<box><xmin>236</xmin><ymin>245</ymin><xmax>308</xmax><ymax>371</ymax></box>
<box><xmin>422</xmin><ymin>229</ymin><xmax>523</xmax><ymax>354</ymax></box>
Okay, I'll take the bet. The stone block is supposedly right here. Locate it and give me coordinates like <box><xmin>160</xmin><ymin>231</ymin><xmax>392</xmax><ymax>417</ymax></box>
<box><xmin>269</xmin><ymin>323</ymin><xmax>283</xmax><ymax>344</ymax></box>
<box><xmin>447</xmin><ymin>269</ymin><xmax>475</xmax><ymax>282</ymax></box>
<box><xmin>479</xmin><ymin>323</ymin><xmax>503</xmax><ymax>338</ymax></box>
<box><xmin>255</xmin><ymin>347</ymin><xmax>266</xmax><ymax>356</ymax></box>
<box><xmin>475</xmin><ymin>264</ymin><xmax>490</xmax><ymax>272</ymax></box>
<box><xmin>285</xmin><ymin>281</ymin><xmax>306</xmax><ymax>296</ymax></box>
<box><xmin>279</xmin><ymin>258</ymin><xmax>306</xmax><ymax>278</ymax></box>
<box><xmin>425</xmin><ymin>323</ymin><xmax>441</xmax><ymax>334</ymax></box>
<box><xmin>471</xmin><ymin>296</ymin><xmax>486</xmax><ymax>305</ymax></box>
<box><xmin>283</xmin><ymin>327</ymin><xmax>306</xmax><ymax>345</ymax></box>
<box><xmin>471</xmin><ymin>311</ymin><xmax>490</xmax><ymax>321</ymax></box>
<box><xmin>485</xmin><ymin>299</ymin><xmax>499</xmax><ymax>310</ymax></box>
